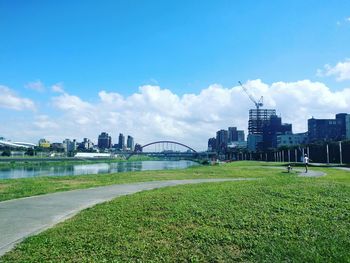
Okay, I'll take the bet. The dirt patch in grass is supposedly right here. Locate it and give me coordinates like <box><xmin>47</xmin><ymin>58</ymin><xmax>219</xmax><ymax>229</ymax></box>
<box><xmin>55</xmin><ymin>180</ymin><xmax>92</xmax><ymax>186</ymax></box>
<box><xmin>0</xmin><ymin>184</ymin><xmax>8</xmax><ymax>191</ymax></box>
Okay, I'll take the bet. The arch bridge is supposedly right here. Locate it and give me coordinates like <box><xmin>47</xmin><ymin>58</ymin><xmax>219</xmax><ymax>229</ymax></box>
<box><xmin>127</xmin><ymin>140</ymin><xmax>198</xmax><ymax>160</ymax></box>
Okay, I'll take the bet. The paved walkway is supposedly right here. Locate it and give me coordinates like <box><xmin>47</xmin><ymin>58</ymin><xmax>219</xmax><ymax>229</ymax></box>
<box><xmin>0</xmin><ymin>178</ymin><xmax>253</xmax><ymax>256</ymax></box>
<box><xmin>265</xmin><ymin>166</ymin><xmax>326</xmax><ymax>177</ymax></box>
<box><xmin>335</xmin><ymin>167</ymin><xmax>350</xmax><ymax>172</ymax></box>
<box><xmin>297</xmin><ymin>169</ymin><xmax>327</xmax><ymax>177</ymax></box>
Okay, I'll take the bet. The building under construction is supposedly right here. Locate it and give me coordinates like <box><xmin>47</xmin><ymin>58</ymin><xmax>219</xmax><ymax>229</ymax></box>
<box><xmin>247</xmin><ymin>109</ymin><xmax>277</xmax><ymax>152</ymax></box>
<box><xmin>239</xmin><ymin>81</ymin><xmax>292</xmax><ymax>152</ymax></box>
<box><xmin>248</xmin><ymin>109</ymin><xmax>276</xmax><ymax>135</ymax></box>
<box><xmin>247</xmin><ymin>109</ymin><xmax>293</xmax><ymax>151</ymax></box>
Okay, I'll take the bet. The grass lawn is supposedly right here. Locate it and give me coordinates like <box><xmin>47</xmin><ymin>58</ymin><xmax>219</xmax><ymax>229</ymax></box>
<box><xmin>0</xmin><ymin>161</ymin><xmax>276</xmax><ymax>202</ymax></box>
<box><xmin>1</xmin><ymin>162</ymin><xmax>350</xmax><ymax>262</ymax></box>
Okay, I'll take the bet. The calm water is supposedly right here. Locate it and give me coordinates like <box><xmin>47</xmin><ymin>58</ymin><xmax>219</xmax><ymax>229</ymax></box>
<box><xmin>0</xmin><ymin>160</ymin><xmax>198</xmax><ymax>179</ymax></box>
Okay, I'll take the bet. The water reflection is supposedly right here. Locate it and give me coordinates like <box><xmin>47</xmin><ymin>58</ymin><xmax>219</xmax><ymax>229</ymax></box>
<box><xmin>0</xmin><ymin>160</ymin><xmax>198</xmax><ymax>179</ymax></box>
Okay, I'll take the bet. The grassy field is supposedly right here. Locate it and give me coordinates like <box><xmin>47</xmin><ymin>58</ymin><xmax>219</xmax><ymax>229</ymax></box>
<box><xmin>1</xmin><ymin>162</ymin><xmax>350</xmax><ymax>262</ymax></box>
<box><xmin>0</xmin><ymin>161</ymin><xmax>277</xmax><ymax>202</ymax></box>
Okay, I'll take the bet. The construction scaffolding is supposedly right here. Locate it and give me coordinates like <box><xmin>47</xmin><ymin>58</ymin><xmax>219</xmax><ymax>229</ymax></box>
<box><xmin>248</xmin><ymin>109</ymin><xmax>276</xmax><ymax>135</ymax></box>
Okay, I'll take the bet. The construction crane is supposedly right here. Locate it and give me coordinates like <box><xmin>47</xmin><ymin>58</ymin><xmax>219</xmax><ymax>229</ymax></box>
<box><xmin>238</xmin><ymin>81</ymin><xmax>263</xmax><ymax>110</ymax></box>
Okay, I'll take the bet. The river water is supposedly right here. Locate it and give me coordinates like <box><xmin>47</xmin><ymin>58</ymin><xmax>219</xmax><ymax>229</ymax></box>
<box><xmin>0</xmin><ymin>160</ymin><xmax>199</xmax><ymax>179</ymax></box>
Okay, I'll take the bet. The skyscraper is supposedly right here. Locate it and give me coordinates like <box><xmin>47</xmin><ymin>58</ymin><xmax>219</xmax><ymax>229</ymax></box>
<box><xmin>247</xmin><ymin>109</ymin><xmax>276</xmax><ymax>152</ymax></box>
<box><xmin>127</xmin><ymin>135</ymin><xmax>134</xmax><ymax>151</ymax></box>
<box><xmin>248</xmin><ymin>109</ymin><xmax>276</xmax><ymax>135</ymax></box>
<box><xmin>207</xmin><ymin>137</ymin><xmax>216</xmax><ymax>151</ymax></box>
<box><xmin>118</xmin><ymin>133</ymin><xmax>125</xmax><ymax>150</ymax></box>
<box><xmin>98</xmin><ymin>132</ymin><xmax>112</xmax><ymax>149</ymax></box>
<box><xmin>216</xmin><ymin>129</ymin><xmax>228</xmax><ymax>153</ymax></box>
<box><xmin>228</xmin><ymin>127</ymin><xmax>238</xmax><ymax>143</ymax></box>
<box><xmin>262</xmin><ymin>115</ymin><xmax>292</xmax><ymax>150</ymax></box>
<box><xmin>237</xmin><ymin>130</ymin><xmax>245</xmax><ymax>142</ymax></box>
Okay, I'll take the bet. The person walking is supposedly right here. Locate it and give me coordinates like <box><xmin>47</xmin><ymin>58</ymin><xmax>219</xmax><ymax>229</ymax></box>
<box><xmin>303</xmin><ymin>154</ymin><xmax>309</xmax><ymax>173</ymax></box>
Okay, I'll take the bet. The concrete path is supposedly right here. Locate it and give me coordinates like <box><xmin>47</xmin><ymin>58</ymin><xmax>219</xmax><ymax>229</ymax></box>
<box><xmin>264</xmin><ymin>166</ymin><xmax>326</xmax><ymax>177</ymax></box>
<box><xmin>0</xmin><ymin>178</ymin><xmax>253</xmax><ymax>256</ymax></box>
<box><xmin>335</xmin><ymin>167</ymin><xmax>350</xmax><ymax>172</ymax></box>
<box><xmin>297</xmin><ymin>169</ymin><xmax>326</xmax><ymax>177</ymax></box>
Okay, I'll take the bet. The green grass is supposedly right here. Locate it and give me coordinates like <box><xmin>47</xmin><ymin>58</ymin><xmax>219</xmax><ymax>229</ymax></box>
<box><xmin>1</xmin><ymin>163</ymin><xmax>350</xmax><ymax>262</ymax></box>
<box><xmin>0</xmin><ymin>161</ymin><xmax>275</xmax><ymax>202</ymax></box>
<box><xmin>1</xmin><ymin>162</ymin><xmax>349</xmax><ymax>262</ymax></box>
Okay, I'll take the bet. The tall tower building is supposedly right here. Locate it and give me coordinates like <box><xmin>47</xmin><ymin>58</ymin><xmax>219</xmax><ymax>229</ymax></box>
<box><xmin>127</xmin><ymin>135</ymin><xmax>134</xmax><ymax>151</ymax></box>
<box><xmin>118</xmin><ymin>133</ymin><xmax>125</xmax><ymax>150</ymax></box>
<box><xmin>247</xmin><ymin>109</ymin><xmax>276</xmax><ymax>152</ymax></box>
<box><xmin>98</xmin><ymin>132</ymin><xmax>112</xmax><ymax>149</ymax></box>
<box><xmin>207</xmin><ymin>137</ymin><xmax>216</xmax><ymax>151</ymax></box>
<box><xmin>248</xmin><ymin>109</ymin><xmax>276</xmax><ymax>135</ymax></box>
<box><xmin>237</xmin><ymin>130</ymin><xmax>245</xmax><ymax>142</ymax></box>
<box><xmin>216</xmin><ymin>129</ymin><xmax>228</xmax><ymax>153</ymax></box>
<box><xmin>228</xmin><ymin>127</ymin><xmax>238</xmax><ymax>143</ymax></box>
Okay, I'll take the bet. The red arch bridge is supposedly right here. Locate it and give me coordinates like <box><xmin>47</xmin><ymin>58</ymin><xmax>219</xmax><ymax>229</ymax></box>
<box><xmin>126</xmin><ymin>140</ymin><xmax>201</xmax><ymax>160</ymax></box>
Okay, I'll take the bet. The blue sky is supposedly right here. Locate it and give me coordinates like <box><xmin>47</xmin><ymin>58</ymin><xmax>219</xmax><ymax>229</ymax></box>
<box><xmin>1</xmin><ymin>1</ymin><xmax>350</xmax><ymax>149</ymax></box>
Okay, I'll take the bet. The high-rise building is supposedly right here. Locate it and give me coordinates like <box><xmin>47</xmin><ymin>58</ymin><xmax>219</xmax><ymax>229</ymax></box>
<box><xmin>228</xmin><ymin>127</ymin><xmax>238</xmax><ymax>143</ymax></box>
<box><xmin>63</xmin><ymin>139</ymin><xmax>77</xmax><ymax>152</ymax></box>
<box><xmin>207</xmin><ymin>137</ymin><xmax>216</xmax><ymax>151</ymax></box>
<box><xmin>262</xmin><ymin>115</ymin><xmax>292</xmax><ymax>150</ymax></box>
<box><xmin>80</xmin><ymin>138</ymin><xmax>94</xmax><ymax>150</ymax></box>
<box><xmin>248</xmin><ymin>109</ymin><xmax>276</xmax><ymax>135</ymax></box>
<box><xmin>308</xmin><ymin>113</ymin><xmax>350</xmax><ymax>142</ymax></box>
<box><xmin>216</xmin><ymin>129</ymin><xmax>228</xmax><ymax>153</ymax></box>
<box><xmin>336</xmin><ymin>113</ymin><xmax>350</xmax><ymax>140</ymax></box>
<box><xmin>98</xmin><ymin>132</ymin><xmax>112</xmax><ymax>149</ymax></box>
<box><xmin>346</xmin><ymin>115</ymin><xmax>350</xmax><ymax>140</ymax></box>
<box><xmin>118</xmin><ymin>133</ymin><xmax>125</xmax><ymax>150</ymax></box>
<box><xmin>127</xmin><ymin>135</ymin><xmax>134</xmax><ymax>151</ymax></box>
<box><xmin>247</xmin><ymin>109</ymin><xmax>276</xmax><ymax>151</ymax></box>
<box><xmin>237</xmin><ymin>130</ymin><xmax>245</xmax><ymax>142</ymax></box>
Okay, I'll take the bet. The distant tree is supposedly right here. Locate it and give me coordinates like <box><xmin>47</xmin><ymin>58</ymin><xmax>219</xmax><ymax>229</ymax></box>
<box><xmin>134</xmin><ymin>144</ymin><xmax>142</xmax><ymax>152</ymax></box>
<box><xmin>25</xmin><ymin>148</ymin><xmax>35</xmax><ymax>156</ymax></box>
<box><xmin>1</xmin><ymin>149</ymin><xmax>11</xmax><ymax>156</ymax></box>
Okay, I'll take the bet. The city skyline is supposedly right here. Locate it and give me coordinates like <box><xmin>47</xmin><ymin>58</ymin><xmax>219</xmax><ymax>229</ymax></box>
<box><xmin>1</xmin><ymin>1</ymin><xmax>350</xmax><ymax>150</ymax></box>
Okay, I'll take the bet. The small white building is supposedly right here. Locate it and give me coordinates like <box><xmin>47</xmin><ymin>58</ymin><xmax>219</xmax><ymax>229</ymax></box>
<box><xmin>74</xmin><ymin>152</ymin><xmax>113</xmax><ymax>158</ymax></box>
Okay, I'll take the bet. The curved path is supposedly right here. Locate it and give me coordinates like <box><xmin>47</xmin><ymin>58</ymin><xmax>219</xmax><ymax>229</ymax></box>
<box><xmin>0</xmin><ymin>178</ymin><xmax>254</xmax><ymax>256</ymax></box>
<box><xmin>263</xmin><ymin>166</ymin><xmax>326</xmax><ymax>177</ymax></box>
<box><xmin>297</xmin><ymin>169</ymin><xmax>326</xmax><ymax>177</ymax></box>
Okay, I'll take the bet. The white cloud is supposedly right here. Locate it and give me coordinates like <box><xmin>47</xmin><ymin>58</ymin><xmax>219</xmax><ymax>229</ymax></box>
<box><xmin>3</xmin><ymin>80</ymin><xmax>350</xmax><ymax>150</ymax></box>
<box><xmin>23</xmin><ymin>80</ymin><xmax>347</xmax><ymax>150</ymax></box>
<box><xmin>52</xmin><ymin>93</ymin><xmax>92</xmax><ymax>111</ymax></box>
<box><xmin>34</xmin><ymin>115</ymin><xmax>59</xmax><ymax>129</ymax></box>
<box><xmin>336</xmin><ymin>17</ymin><xmax>350</xmax><ymax>26</ymax></box>
<box><xmin>25</xmin><ymin>80</ymin><xmax>45</xmax><ymax>92</ymax></box>
<box><xmin>0</xmin><ymin>85</ymin><xmax>36</xmax><ymax>111</ymax></box>
<box><xmin>51</xmin><ymin>83</ymin><xmax>65</xmax><ymax>93</ymax></box>
<box><xmin>317</xmin><ymin>59</ymin><xmax>350</xmax><ymax>81</ymax></box>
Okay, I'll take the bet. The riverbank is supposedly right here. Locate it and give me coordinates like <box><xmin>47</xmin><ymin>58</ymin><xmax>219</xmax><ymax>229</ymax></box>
<box><xmin>0</xmin><ymin>178</ymin><xmax>253</xmax><ymax>256</ymax></box>
<box><xmin>0</xmin><ymin>161</ymin><xmax>275</xmax><ymax>201</ymax></box>
<box><xmin>0</xmin><ymin>155</ymin><xmax>158</xmax><ymax>169</ymax></box>
<box><xmin>1</xmin><ymin>161</ymin><xmax>349</xmax><ymax>262</ymax></box>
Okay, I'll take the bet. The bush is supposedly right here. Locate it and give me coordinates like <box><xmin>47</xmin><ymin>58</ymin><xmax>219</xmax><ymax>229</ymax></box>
<box><xmin>1</xmin><ymin>149</ymin><xmax>11</xmax><ymax>156</ymax></box>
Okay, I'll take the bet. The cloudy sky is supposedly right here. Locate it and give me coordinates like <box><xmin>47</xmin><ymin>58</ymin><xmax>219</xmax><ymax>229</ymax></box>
<box><xmin>1</xmin><ymin>1</ymin><xmax>350</xmax><ymax>150</ymax></box>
